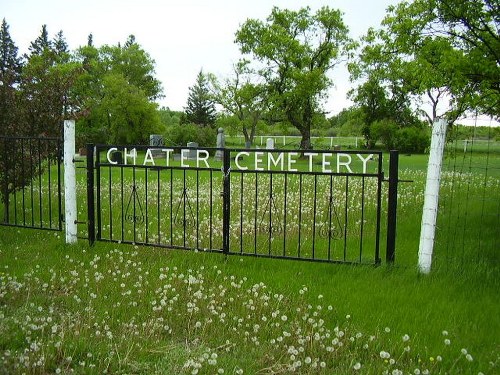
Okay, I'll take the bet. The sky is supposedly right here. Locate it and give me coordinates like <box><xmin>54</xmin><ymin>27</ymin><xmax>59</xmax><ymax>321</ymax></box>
<box><xmin>3</xmin><ymin>0</ymin><xmax>496</xmax><ymax>126</ymax></box>
<box><xmin>2</xmin><ymin>0</ymin><xmax>401</xmax><ymax>114</ymax></box>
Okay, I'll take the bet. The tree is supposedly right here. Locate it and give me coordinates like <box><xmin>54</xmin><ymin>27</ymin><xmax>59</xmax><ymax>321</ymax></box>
<box><xmin>351</xmin><ymin>0</ymin><xmax>499</xmax><ymax>125</ymax></box>
<box><xmin>74</xmin><ymin>35</ymin><xmax>163</xmax><ymax>145</ymax></box>
<box><xmin>0</xmin><ymin>18</ymin><xmax>22</xmax><ymax>136</ymax></box>
<box><xmin>19</xmin><ymin>26</ymin><xmax>82</xmax><ymax>137</ymax></box>
<box><xmin>0</xmin><ymin>18</ymin><xmax>24</xmax><ymax>222</ymax></box>
<box><xmin>235</xmin><ymin>6</ymin><xmax>352</xmax><ymax>150</ymax></box>
<box><xmin>184</xmin><ymin>70</ymin><xmax>217</xmax><ymax>127</ymax></box>
<box><xmin>211</xmin><ymin>60</ymin><xmax>266</xmax><ymax>146</ymax></box>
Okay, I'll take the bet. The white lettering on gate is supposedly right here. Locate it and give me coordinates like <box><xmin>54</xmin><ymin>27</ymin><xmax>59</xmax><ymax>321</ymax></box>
<box><xmin>322</xmin><ymin>153</ymin><xmax>332</xmax><ymax>173</ymax></box>
<box><xmin>254</xmin><ymin>152</ymin><xmax>264</xmax><ymax>171</ymax></box>
<box><xmin>196</xmin><ymin>150</ymin><xmax>210</xmax><ymax>168</ymax></box>
<box><xmin>268</xmin><ymin>152</ymin><xmax>284</xmax><ymax>170</ymax></box>
<box><xmin>357</xmin><ymin>153</ymin><xmax>373</xmax><ymax>174</ymax></box>
<box><xmin>161</xmin><ymin>148</ymin><xmax>174</xmax><ymax>166</ymax></box>
<box><xmin>337</xmin><ymin>153</ymin><xmax>353</xmax><ymax>173</ymax></box>
<box><xmin>180</xmin><ymin>149</ymin><xmax>190</xmax><ymax>167</ymax></box>
<box><xmin>103</xmin><ymin>147</ymin><xmax>375</xmax><ymax>175</ymax></box>
<box><xmin>143</xmin><ymin>148</ymin><xmax>155</xmax><ymax>165</ymax></box>
<box><xmin>235</xmin><ymin>151</ymin><xmax>249</xmax><ymax>170</ymax></box>
<box><xmin>124</xmin><ymin>148</ymin><xmax>137</xmax><ymax>165</ymax></box>
<box><xmin>106</xmin><ymin>147</ymin><xmax>118</xmax><ymax>164</ymax></box>
<box><xmin>287</xmin><ymin>152</ymin><xmax>298</xmax><ymax>172</ymax></box>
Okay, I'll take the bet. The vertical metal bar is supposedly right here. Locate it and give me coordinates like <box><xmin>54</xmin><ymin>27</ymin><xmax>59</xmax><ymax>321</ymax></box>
<box><xmin>96</xmin><ymin>147</ymin><xmax>102</xmax><ymax>241</ymax></box>
<box><xmin>312</xmin><ymin>175</ymin><xmax>318</xmax><ymax>259</ymax></box>
<box><xmin>145</xmin><ymin>168</ymin><xmax>149</xmax><ymax>243</ymax></box>
<box><xmin>386</xmin><ymin>150</ymin><xmax>399</xmax><ymax>263</ymax></box>
<box><xmin>343</xmin><ymin>177</ymin><xmax>349</xmax><ymax>261</ymax></box>
<box><xmin>183</xmin><ymin>169</ymin><xmax>186</xmax><ymax>247</ymax></box>
<box><xmin>157</xmin><ymin>168</ymin><xmax>161</xmax><ymax>244</ymax></box>
<box><xmin>209</xmin><ymin>169</ymin><xmax>213</xmax><ymax>250</ymax></box>
<box><xmin>57</xmin><ymin>139</ymin><xmax>62</xmax><ymax>231</ymax></box>
<box><xmin>170</xmin><ymin>168</ymin><xmax>173</xmax><ymax>246</ymax></box>
<box><xmin>21</xmin><ymin>138</ymin><xmax>26</xmax><ymax>226</ymax></box>
<box><xmin>1</xmin><ymin>137</ymin><xmax>8</xmax><ymax>224</ymax></box>
<box><xmin>47</xmin><ymin>141</ymin><xmax>52</xmax><ymax>228</ymax></box>
<box><xmin>86</xmin><ymin>144</ymin><xmax>95</xmax><ymax>246</ymax></box>
<box><xmin>375</xmin><ymin>153</ymin><xmax>384</xmax><ymax>264</ymax></box>
<box><xmin>327</xmin><ymin>175</ymin><xmax>333</xmax><ymax>261</ymax></box>
<box><xmin>29</xmin><ymin>138</ymin><xmax>34</xmax><ymax>226</ymax></box>
<box><xmin>254</xmin><ymin>172</ymin><xmax>258</xmax><ymax>254</ymax></box>
<box><xmin>298</xmin><ymin>174</ymin><xmax>303</xmax><ymax>258</ymax></box>
<box><xmin>38</xmin><ymin>138</ymin><xmax>43</xmax><ymax>227</ymax></box>
<box><xmin>359</xmin><ymin>177</ymin><xmax>366</xmax><ymax>262</ymax></box>
<box><xmin>196</xmin><ymin>170</ymin><xmax>200</xmax><ymax>249</ymax></box>
<box><xmin>375</xmin><ymin>153</ymin><xmax>383</xmax><ymax>265</ymax></box>
<box><xmin>133</xmin><ymin>166</ymin><xmax>137</xmax><ymax>244</ymax></box>
<box><xmin>283</xmin><ymin>173</ymin><xmax>288</xmax><ymax>257</ymax></box>
<box><xmin>109</xmin><ymin>165</ymin><xmax>113</xmax><ymax>240</ymax></box>
<box><xmin>222</xmin><ymin>149</ymin><xmax>231</xmax><ymax>254</ymax></box>
<box><xmin>240</xmin><ymin>173</ymin><xmax>244</xmax><ymax>253</ymax></box>
<box><xmin>268</xmin><ymin>174</ymin><xmax>273</xmax><ymax>256</ymax></box>
<box><xmin>120</xmin><ymin>166</ymin><xmax>124</xmax><ymax>242</ymax></box>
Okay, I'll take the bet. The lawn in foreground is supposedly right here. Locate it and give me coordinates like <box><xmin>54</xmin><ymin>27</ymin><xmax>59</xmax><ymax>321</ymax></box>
<box><xmin>0</xmin><ymin>228</ymin><xmax>498</xmax><ymax>374</ymax></box>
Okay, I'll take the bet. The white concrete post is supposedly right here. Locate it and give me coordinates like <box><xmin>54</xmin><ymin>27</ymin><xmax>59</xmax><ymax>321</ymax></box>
<box><xmin>418</xmin><ymin>118</ymin><xmax>448</xmax><ymax>273</ymax></box>
<box><xmin>63</xmin><ymin>119</ymin><xmax>77</xmax><ymax>244</ymax></box>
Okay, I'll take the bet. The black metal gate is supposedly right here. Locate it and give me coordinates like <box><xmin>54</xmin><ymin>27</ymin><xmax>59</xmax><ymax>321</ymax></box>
<box><xmin>87</xmin><ymin>145</ymin><xmax>398</xmax><ymax>265</ymax></box>
<box><xmin>0</xmin><ymin>136</ymin><xmax>63</xmax><ymax>231</ymax></box>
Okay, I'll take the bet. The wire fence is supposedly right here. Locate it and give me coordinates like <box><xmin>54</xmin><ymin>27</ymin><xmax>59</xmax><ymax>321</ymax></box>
<box><xmin>434</xmin><ymin>118</ymin><xmax>500</xmax><ymax>270</ymax></box>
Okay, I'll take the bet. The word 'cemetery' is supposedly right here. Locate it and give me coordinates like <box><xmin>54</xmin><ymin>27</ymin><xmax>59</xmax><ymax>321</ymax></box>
<box><xmin>105</xmin><ymin>147</ymin><xmax>375</xmax><ymax>174</ymax></box>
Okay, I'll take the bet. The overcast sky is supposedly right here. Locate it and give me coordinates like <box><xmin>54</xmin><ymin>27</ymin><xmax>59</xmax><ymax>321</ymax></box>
<box><xmin>3</xmin><ymin>0</ymin><xmax>403</xmax><ymax>115</ymax></box>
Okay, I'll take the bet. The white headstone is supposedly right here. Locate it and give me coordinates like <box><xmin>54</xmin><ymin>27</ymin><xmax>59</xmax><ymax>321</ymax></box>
<box><xmin>266</xmin><ymin>138</ymin><xmax>275</xmax><ymax>150</ymax></box>
<box><xmin>187</xmin><ymin>141</ymin><xmax>198</xmax><ymax>159</ymax></box>
<box><xmin>150</xmin><ymin>134</ymin><xmax>164</xmax><ymax>157</ymax></box>
<box><xmin>215</xmin><ymin>128</ymin><xmax>225</xmax><ymax>160</ymax></box>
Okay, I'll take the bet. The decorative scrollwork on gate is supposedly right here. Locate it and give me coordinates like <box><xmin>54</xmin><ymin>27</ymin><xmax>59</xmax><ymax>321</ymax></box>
<box><xmin>125</xmin><ymin>185</ymin><xmax>145</xmax><ymax>224</ymax></box>
<box><xmin>173</xmin><ymin>188</ymin><xmax>196</xmax><ymax>228</ymax></box>
<box><xmin>258</xmin><ymin>193</ymin><xmax>283</xmax><ymax>235</ymax></box>
<box><xmin>319</xmin><ymin>195</ymin><xmax>344</xmax><ymax>240</ymax></box>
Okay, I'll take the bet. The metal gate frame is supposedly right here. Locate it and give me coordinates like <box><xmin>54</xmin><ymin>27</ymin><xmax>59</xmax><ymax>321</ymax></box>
<box><xmin>86</xmin><ymin>144</ymin><xmax>398</xmax><ymax>265</ymax></box>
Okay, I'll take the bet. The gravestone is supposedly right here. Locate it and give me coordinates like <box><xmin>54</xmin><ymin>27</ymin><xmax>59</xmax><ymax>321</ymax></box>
<box><xmin>215</xmin><ymin>127</ymin><xmax>225</xmax><ymax>160</ymax></box>
<box><xmin>186</xmin><ymin>141</ymin><xmax>198</xmax><ymax>159</ymax></box>
<box><xmin>266</xmin><ymin>138</ymin><xmax>275</xmax><ymax>150</ymax></box>
<box><xmin>150</xmin><ymin>134</ymin><xmax>164</xmax><ymax>157</ymax></box>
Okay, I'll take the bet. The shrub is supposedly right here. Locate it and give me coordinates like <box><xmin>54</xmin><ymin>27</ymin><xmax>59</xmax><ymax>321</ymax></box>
<box><xmin>395</xmin><ymin>127</ymin><xmax>430</xmax><ymax>153</ymax></box>
<box><xmin>164</xmin><ymin>123</ymin><xmax>217</xmax><ymax>148</ymax></box>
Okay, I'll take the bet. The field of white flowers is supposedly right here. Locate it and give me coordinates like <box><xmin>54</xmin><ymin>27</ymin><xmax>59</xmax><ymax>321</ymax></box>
<box><xmin>1</xmin><ymin>232</ymin><xmax>498</xmax><ymax>374</ymax></box>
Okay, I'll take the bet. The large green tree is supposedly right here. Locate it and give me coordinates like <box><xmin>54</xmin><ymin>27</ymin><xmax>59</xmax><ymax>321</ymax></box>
<box><xmin>352</xmin><ymin>0</ymin><xmax>499</xmax><ymax>124</ymax></box>
<box><xmin>184</xmin><ymin>69</ymin><xmax>217</xmax><ymax>127</ymax></box>
<box><xmin>235</xmin><ymin>6</ymin><xmax>352</xmax><ymax>150</ymax></box>
<box><xmin>0</xmin><ymin>18</ymin><xmax>22</xmax><ymax>136</ymax></box>
<box><xmin>19</xmin><ymin>26</ymin><xmax>81</xmax><ymax>137</ymax></box>
<box><xmin>0</xmin><ymin>18</ymin><xmax>24</xmax><ymax>222</ymax></box>
<box><xmin>74</xmin><ymin>35</ymin><xmax>163</xmax><ymax>145</ymax></box>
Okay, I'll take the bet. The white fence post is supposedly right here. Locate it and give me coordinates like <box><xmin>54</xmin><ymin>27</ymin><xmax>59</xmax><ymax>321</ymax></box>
<box><xmin>418</xmin><ymin>118</ymin><xmax>448</xmax><ymax>273</ymax></box>
<box><xmin>63</xmin><ymin>119</ymin><xmax>77</xmax><ymax>244</ymax></box>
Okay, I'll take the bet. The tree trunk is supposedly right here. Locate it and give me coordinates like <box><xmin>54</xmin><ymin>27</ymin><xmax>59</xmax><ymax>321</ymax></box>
<box><xmin>299</xmin><ymin>126</ymin><xmax>312</xmax><ymax>150</ymax></box>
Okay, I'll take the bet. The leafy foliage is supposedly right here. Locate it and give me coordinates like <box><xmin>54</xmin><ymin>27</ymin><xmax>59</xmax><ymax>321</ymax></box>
<box><xmin>74</xmin><ymin>35</ymin><xmax>163</xmax><ymax>146</ymax></box>
<box><xmin>351</xmin><ymin>0</ymin><xmax>499</xmax><ymax>126</ymax></box>
<box><xmin>235</xmin><ymin>6</ymin><xmax>353</xmax><ymax>149</ymax></box>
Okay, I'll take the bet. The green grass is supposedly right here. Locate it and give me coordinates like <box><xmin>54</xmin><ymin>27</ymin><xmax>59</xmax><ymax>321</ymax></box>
<box><xmin>0</xmin><ymin>228</ymin><xmax>498</xmax><ymax>374</ymax></box>
<box><xmin>0</xmin><ymin>150</ymin><xmax>499</xmax><ymax>374</ymax></box>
